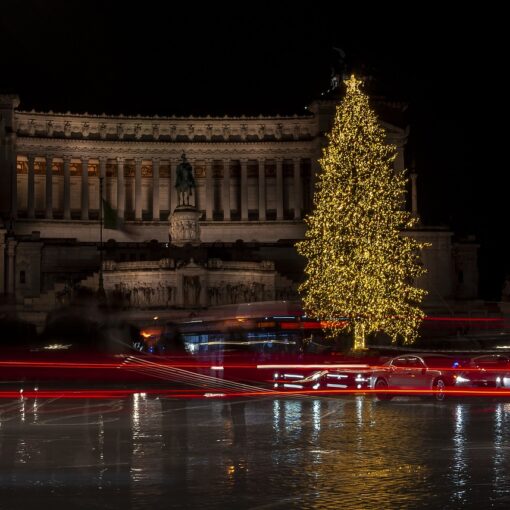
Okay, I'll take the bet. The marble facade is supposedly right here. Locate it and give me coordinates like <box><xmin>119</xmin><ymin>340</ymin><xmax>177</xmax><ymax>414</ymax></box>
<box><xmin>0</xmin><ymin>92</ymin><xmax>478</xmax><ymax>320</ymax></box>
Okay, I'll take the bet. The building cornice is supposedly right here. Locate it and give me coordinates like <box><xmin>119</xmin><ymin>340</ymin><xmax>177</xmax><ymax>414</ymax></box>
<box><xmin>15</xmin><ymin>109</ymin><xmax>314</xmax><ymax>121</ymax></box>
<box><xmin>14</xmin><ymin>110</ymin><xmax>318</xmax><ymax>143</ymax></box>
<box><xmin>15</xmin><ymin>136</ymin><xmax>320</xmax><ymax>159</ymax></box>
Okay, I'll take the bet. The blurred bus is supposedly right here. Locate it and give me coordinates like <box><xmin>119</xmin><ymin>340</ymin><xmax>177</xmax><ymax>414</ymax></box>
<box><xmin>137</xmin><ymin>302</ymin><xmax>510</xmax><ymax>355</ymax></box>
<box><xmin>139</xmin><ymin>301</ymin><xmax>331</xmax><ymax>356</ymax></box>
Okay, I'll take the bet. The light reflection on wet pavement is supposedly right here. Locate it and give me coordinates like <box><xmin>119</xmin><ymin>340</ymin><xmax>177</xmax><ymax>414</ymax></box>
<box><xmin>2</xmin><ymin>395</ymin><xmax>510</xmax><ymax>509</ymax></box>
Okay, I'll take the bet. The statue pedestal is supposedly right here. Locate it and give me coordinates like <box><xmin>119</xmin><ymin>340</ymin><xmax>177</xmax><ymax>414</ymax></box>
<box><xmin>169</xmin><ymin>205</ymin><xmax>201</xmax><ymax>246</ymax></box>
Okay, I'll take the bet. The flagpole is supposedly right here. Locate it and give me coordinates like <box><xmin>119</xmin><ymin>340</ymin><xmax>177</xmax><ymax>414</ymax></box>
<box><xmin>98</xmin><ymin>176</ymin><xmax>105</xmax><ymax>302</ymax></box>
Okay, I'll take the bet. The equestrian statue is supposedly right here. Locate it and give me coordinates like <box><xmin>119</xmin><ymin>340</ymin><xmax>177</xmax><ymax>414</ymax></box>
<box><xmin>175</xmin><ymin>152</ymin><xmax>196</xmax><ymax>206</ymax></box>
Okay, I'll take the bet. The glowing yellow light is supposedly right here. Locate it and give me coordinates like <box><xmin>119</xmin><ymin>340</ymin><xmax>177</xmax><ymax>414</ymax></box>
<box><xmin>296</xmin><ymin>75</ymin><xmax>427</xmax><ymax>351</ymax></box>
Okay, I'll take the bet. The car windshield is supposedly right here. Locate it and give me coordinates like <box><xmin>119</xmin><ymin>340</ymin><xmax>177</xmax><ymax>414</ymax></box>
<box><xmin>419</xmin><ymin>356</ymin><xmax>456</xmax><ymax>368</ymax></box>
<box><xmin>474</xmin><ymin>355</ymin><xmax>510</xmax><ymax>367</ymax></box>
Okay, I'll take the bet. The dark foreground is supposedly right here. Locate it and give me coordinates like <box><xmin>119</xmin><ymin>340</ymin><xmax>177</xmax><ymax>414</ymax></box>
<box><xmin>1</xmin><ymin>394</ymin><xmax>510</xmax><ymax>509</ymax></box>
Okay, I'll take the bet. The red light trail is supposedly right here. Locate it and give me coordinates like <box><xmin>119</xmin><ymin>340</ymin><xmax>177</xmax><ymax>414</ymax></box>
<box><xmin>3</xmin><ymin>387</ymin><xmax>510</xmax><ymax>400</ymax></box>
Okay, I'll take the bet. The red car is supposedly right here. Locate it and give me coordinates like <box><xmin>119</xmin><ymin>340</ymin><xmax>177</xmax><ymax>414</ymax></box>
<box><xmin>454</xmin><ymin>354</ymin><xmax>510</xmax><ymax>389</ymax></box>
<box><xmin>370</xmin><ymin>354</ymin><xmax>458</xmax><ymax>401</ymax></box>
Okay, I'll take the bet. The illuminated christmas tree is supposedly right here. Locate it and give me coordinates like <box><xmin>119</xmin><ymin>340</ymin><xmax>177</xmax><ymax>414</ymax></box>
<box><xmin>297</xmin><ymin>75</ymin><xmax>427</xmax><ymax>351</ymax></box>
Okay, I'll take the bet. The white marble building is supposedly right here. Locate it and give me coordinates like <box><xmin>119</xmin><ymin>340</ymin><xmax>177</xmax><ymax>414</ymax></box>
<box><xmin>0</xmin><ymin>91</ymin><xmax>478</xmax><ymax>321</ymax></box>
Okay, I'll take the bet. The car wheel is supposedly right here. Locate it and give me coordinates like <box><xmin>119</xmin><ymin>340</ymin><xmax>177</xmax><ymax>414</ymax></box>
<box><xmin>375</xmin><ymin>378</ymin><xmax>392</xmax><ymax>401</ymax></box>
<box><xmin>433</xmin><ymin>378</ymin><xmax>446</xmax><ymax>401</ymax></box>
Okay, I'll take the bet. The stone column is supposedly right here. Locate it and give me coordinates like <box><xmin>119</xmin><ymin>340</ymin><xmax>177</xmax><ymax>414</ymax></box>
<box><xmin>311</xmin><ymin>157</ymin><xmax>321</xmax><ymax>207</ymax></box>
<box><xmin>0</xmin><ymin>97</ymin><xmax>18</xmax><ymax>220</ymax></box>
<box><xmin>135</xmin><ymin>158</ymin><xmax>142</xmax><ymax>220</ymax></box>
<box><xmin>223</xmin><ymin>158</ymin><xmax>230</xmax><ymax>220</ymax></box>
<box><xmin>99</xmin><ymin>157</ymin><xmax>107</xmax><ymax>202</ymax></box>
<box><xmin>258</xmin><ymin>158</ymin><xmax>266</xmax><ymax>221</ymax></box>
<box><xmin>189</xmin><ymin>158</ymin><xmax>198</xmax><ymax>210</ymax></box>
<box><xmin>117</xmin><ymin>157</ymin><xmax>125</xmax><ymax>219</ymax></box>
<box><xmin>6</xmin><ymin>142</ymin><xmax>17</xmax><ymax>220</ymax></box>
<box><xmin>45</xmin><ymin>155</ymin><xmax>53</xmax><ymax>219</ymax></box>
<box><xmin>0</xmin><ymin>228</ymin><xmax>6</xmax><ymax>294</ymax></box>
<box><xmin>27</xmin><ymin>155</ymin><xmax>35</xmax><ymax>218</ymax></box>
<box><xmin>205</xmin><ymin>159</ymin><xmax>213</xmax><ymax>220</ymax></box>
<box><xmin>410</xmin><ymin>172</ymin><xmax>418</xmax><ymax>219</ymax></box>
<box><xmin>170</xmin><ymin>159</ymin><xmax>177</xmax><ymax>212</ymax></box>
<box><xmin>395</xmin><ymin>146</ymin><xmax>405</xmax><ymax>173</ymax></box>
<box><xmin>240</xmin><ymin>159</ymin><xmax>248</xmax><ymax>220</ymax></box>
<box><xmin>63</xmin><ymin>155</ymin><xmax>71</xmax><ymax>220</ymax></box>
<box><xmin>81</xmin><ymin>156</ymin><xmax>89</xmax><ymax>220</ymax></box>
<box><xmin>6</xmin><ymin>238</ymin><xmax>17</xmax><ymax>295</ymax></box>
<box><xmin>276</xmin><ymin>158</ymin><xmax>283</xmax><ymax>220</ymax></box>
<box><xmin>293</xmin><ymin>157</ymin><xmax>302</xmax><ymax>220</ymax></box>
<box><xmin>152</xmin><ymin>158</ymin><xmax>160</xmax><ymax>220</ymax></box>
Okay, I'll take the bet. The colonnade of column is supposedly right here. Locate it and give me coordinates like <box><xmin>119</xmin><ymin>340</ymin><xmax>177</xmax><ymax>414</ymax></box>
<box><xmin>17</xmin><ymin>156</ymin><xmax>308</xmax><ymax>222</ymax></box>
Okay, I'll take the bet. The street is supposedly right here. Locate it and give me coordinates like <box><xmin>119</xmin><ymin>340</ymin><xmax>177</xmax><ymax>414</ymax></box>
<box><xmin>2</xmin><ymin>394</ymin><xmax>510</xmax><ymax>509</ymax></box>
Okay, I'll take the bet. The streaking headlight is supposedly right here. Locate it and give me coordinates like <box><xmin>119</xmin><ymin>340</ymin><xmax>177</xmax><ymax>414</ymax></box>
<box><xmin>455</xmin><ymin>375</ymin><xmax>470</xmax><ymax>384</ymax></box>
<box><xmin>44</xmin><ymin>343</ymin><xmax>72</xmax><ymax>350</ymax></box>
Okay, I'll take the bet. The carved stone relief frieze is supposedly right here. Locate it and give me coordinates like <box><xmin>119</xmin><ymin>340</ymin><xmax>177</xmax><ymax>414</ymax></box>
<box><xmin>109</xmin><ymin>280</ymin><xmax>176</xmax><ymax>308</ymax></box>
<box><xmin>207</xmin><ymin>281</ymin><xmax>267</xmax><ymax>306</ymax></box>
<box><xmin>169</xmin><ymin>208</ymin><xmax>201</xmax><ymax>246</ymax></box>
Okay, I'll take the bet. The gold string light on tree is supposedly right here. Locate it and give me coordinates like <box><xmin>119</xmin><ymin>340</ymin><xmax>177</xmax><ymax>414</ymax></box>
<box><xmin>296</xmin><ymin>75</ymin><xmax>427</xmax><ymax>351</ymax></box>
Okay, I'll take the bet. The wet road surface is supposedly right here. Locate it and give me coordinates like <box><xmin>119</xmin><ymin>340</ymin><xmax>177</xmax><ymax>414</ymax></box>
<box><xmin>1</xmin><ymin>394</ymin><xmax>510</xmax><ymax>509</ymax></box>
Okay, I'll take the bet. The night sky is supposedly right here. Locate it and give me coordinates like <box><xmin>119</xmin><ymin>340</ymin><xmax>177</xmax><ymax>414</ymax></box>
<box><xmin>1</xmin><ymin>2</ymin><xmax>503</xmax><ymax>299</ymax></box>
